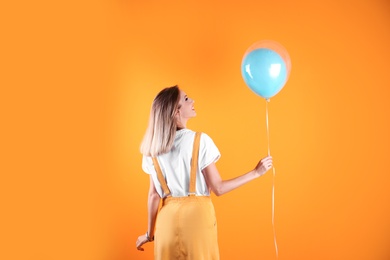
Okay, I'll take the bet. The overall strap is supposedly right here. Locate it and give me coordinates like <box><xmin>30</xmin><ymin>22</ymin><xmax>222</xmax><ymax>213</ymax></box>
<box><xmin>152</xmin><ymin>157</ymin><xmax>171</xmax><ymax>197</ymax></box>
<box><xmin>189</xmin><ymin>132</ymin><xmax>201</xmax><ymax>196</ymax></box>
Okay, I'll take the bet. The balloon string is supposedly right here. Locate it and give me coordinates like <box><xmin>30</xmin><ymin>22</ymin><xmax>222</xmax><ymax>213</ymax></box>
<box><xmin>265</xmin><ymin>99</ymin><xmax>278</xmax><ymax>259</ymax></box>
<box><xmin>265</xmin><ymin>99</ymin><xmax>271</xmax><ymax>156</ymax></box>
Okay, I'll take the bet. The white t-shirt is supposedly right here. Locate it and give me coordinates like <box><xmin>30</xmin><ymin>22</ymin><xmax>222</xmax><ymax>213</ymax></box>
<box><xmin>142</xmin><ymin>129</ymin><xmax>221</xmax><ymax>198</ymax></box>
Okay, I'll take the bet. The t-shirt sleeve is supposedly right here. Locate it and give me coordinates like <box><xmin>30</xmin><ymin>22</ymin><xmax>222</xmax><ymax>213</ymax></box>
<box><xmin>199</xmin><ymin>133</ymin><xmax>221</xmax><ymax>170</ymax></box>
<box><xmin>142</xmin><ymin>155</ymin><xmax>153</xmax><ymax>175</ymax></box>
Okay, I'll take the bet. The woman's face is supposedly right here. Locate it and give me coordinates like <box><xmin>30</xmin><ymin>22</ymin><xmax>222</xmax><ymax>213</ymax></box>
<box><xmin>177</xmin><ymin>89</ymin><xmax>196</xmax><ymax>119</ymax></box>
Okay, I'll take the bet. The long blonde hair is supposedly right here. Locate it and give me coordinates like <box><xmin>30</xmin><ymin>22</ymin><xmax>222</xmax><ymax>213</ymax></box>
<box><xmin>140</xmin><ymin>85</ymin><xmax>181</xmax><ymax>157</ymax></box>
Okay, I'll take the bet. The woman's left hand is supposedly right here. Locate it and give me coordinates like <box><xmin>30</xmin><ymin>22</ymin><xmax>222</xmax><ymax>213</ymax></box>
<box><xmin>254</xmin><ymin>156</ymin><xmax>273</xmax><ymax>177</ymax></box>
<box><xmin>136</xmin><ymin>234</ymin><xmax>149</xmax><ymax>251</ymax></box>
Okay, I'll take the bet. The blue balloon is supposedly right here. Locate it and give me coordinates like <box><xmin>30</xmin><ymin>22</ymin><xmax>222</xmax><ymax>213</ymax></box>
<box><xmin>241</xmin><ymin>48</ymin><xmax>287</xmax><ymax>99</ymax></box>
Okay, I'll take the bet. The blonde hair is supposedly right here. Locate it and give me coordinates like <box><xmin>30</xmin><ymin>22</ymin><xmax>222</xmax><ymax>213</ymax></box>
<box><xmin>140</xmin><ymin>85</ymin><xmax>181</xmax><ymax>157</ymax></box>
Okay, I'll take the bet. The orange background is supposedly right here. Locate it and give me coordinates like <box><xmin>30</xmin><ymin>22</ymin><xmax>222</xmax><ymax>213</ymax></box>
<box><xmin>2</xmin><ymin>0</ymin><xmax>390</xmax><ymax>259</ymax></box>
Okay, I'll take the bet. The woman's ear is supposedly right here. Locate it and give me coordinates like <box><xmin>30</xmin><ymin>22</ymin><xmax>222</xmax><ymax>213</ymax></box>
<box><xmin>174</xmin><ymin>109</ymin><xmax>180</xmax><ymax>121</ymax></box>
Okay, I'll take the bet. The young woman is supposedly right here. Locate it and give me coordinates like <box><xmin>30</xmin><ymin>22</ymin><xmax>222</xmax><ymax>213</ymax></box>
<box><xmin>136</xmin><ymin>85</ymin><xmax>272</xmax><ymax>259</ymax></box>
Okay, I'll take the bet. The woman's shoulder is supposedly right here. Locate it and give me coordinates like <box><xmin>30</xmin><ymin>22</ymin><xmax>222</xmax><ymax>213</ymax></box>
<box><xmin>175</xmin><ymin>129</ymin><xmax>218</xmax><ymax>148</ymax></box>
<box><xmin>177</xmin><ymin>129</ymin><xmax>212</xmax><ymax>140</ymax></box>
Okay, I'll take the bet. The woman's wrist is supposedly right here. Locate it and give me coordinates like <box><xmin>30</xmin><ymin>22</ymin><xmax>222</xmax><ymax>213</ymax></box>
<box><xmin>252</xmin><ymin>168</ymin><xmax>262</xmax><ymax>178</ymax></box>
<box><xmin>146</xmin><ymin>231</ymin><xmax>154</xmax><ymax>242</ymax></box>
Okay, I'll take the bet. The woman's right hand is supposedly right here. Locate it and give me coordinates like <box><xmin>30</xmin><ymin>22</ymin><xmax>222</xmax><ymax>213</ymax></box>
<box><xmin>254</xmin><ymin>156</ymin><xmax>273</xmax><ymax>177</ymax></box>
<box><xmin>136</xmin><ymin>234</ymin><xmax>149</xmax><ymax>251</ymax></box>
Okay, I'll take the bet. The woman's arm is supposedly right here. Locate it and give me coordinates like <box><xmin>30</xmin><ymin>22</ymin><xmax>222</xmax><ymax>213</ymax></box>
<box><xmin>202</xmin><ymin>156</ymin><xmax>273</xmax><ymax>196</ymax></box>
<box><xmin>136</xmin><ymin>175</ymin><xmax>160</xmax><ymax>251</ymax></box>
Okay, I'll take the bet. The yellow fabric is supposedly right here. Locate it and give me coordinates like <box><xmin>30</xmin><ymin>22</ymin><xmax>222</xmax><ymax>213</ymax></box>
<box><xmin>154</xmin><ymin>196</ymin><xmax>219</xmax><ymax>260</ymax></box>
<box><xmin>152</xmin><ymin>157</ymin><xmax>171</xmax><ymax>197</ymax></box>
<box><xmin>189</xmin><ymin>132</ymin><xmax>201</xmax><ymax>195</ymax></box>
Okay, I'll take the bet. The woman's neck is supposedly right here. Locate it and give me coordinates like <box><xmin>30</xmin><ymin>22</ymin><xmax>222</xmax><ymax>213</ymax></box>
<box><xmin>176</xmin><ymin>120</ymin><xmax>188</xmax><ymax>130</ymax></box>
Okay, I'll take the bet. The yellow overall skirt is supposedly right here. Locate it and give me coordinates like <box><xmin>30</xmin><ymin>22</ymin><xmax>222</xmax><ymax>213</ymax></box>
<box><xmin>152</xmin><ymin>132</ymin><xmax>220</xmax><ymax>260</ymax></box>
